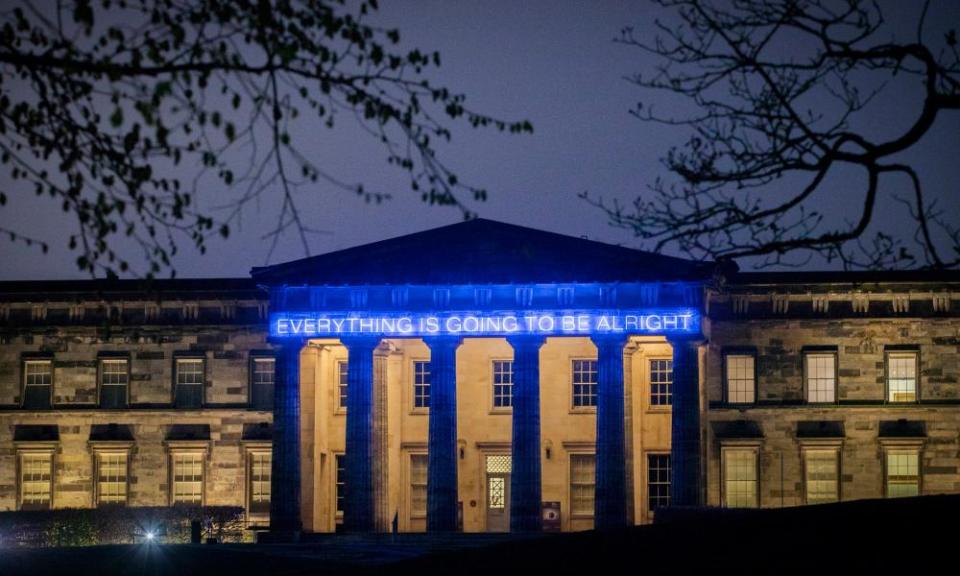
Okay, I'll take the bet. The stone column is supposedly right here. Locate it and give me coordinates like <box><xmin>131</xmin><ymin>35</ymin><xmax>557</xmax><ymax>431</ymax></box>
<box><xmin>591</xmin><ymin>334</ymin><xmax>629</xmax><ymax>529</ymax></box>
<box><xmin>507</xmin><ymin>335</ymin><xmax>546</xmax><ymax>532</ymax></box>
<box><xmin>270</xmin><ymin>338</ymin><xmax>304</xmax><ymax>536</ymax></box>
<box><xmin>342</xmin><ymin>336</ymin><xmax>380</xmax><ymax>532</ymax></box>
<box><xmin>669</xmin><ymin>336</ymin><xmax>703</xmax><ymax>507</ymax></box>
<box><xmin>425</xmin><ymin>336</ymin><xmax>462</xmax><ymax>532</ymax></box>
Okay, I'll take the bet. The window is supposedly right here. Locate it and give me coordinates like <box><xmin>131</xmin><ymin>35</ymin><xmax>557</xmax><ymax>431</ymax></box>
<box><xmin>175</xmin><ymin>358</ymin><xmax>205</xmax><ymax>408</ymax></box>
<box><xmin>100</xmin><ymin>358</ymin><xmax>129</xmax><ymax>408</ymax></box>
<box><xmin>248</xmin><ymin>451</ymin><xmax>271</xmax><ymax>516</ymax></box>
<box><xmin>96</xmin><ymin>452</ymin><xmax>128</xmax><ymax>506</ymax></box>
<box><xmin>492</xmin><ymin>360</ymin><xmax>513</xmax><ymax>409</ymax></box>
<box><xmin>804</xmin><ymin>449</ymin><xmax>839</xmax><ymax>504</ymax></box>
<box><xmin>572</xmin><ymin>359</ymin><xmax>598</xmax><ymax>408</ymax></box>
<box><xmin>886</xmin><ymin>351</ymin><xmax>918</xmax><ymax>403</ymax></box>
<box><xmin>250</xmin><ymin>357</ymin><xmax>274</xmax><ymax>410</ymax></box>
<box><xmin>649</xmin><ymin>359</ymin><xmax>673</xmax><ymax>407</ymax></box>
<box><xmin>171</xmin><ymin>453</ymin><xmax>203</xmax><ymax>504</ymax></box>
<box><xmin>569</xmin><ymin>453</ymin><xmax>596</xmax><ymax>517</ymax></box>
<box><xmin>722</xmin><ymin>448</ymin><xmax>758</xmax><ymax>508</ymax></box>
<box><xmin>19</xmin><ymin>452</ymin><xmax>52</xmax><ymax>510</ymax></box>
<box><xmin>725</xmin><ymin>354</ymin><xmax>756</xmax><ymax>404</ymax></box>
<box><xmin>647</xmin><ymin>454</ymin><xmax>671</xmax><ymax>512</ymax></box>
<box><xmin>804</xmin><ymin>352</ymin><xmax>836</xmax><ymax>403</ymax></box>
<box><xmin>337</xmin><ymin>361</ymin><xmax>348</xmax><ymax>410</ymax></box>
<box><xmin>22</xmin><ymin>360</ymin><xmax>52</xmax><ymax>409</ymax></box>
<box><xmin>885</xmin><ymin>451</ymin><xmax>920</xmax><ymax>498</ymax></box>
<box><xmin>410</xmin><ymin>454</ymin><xmax>428</xmax><ymax>518</ymax></box>
<box><xmin>413</xmin><ymin>361</ymin><xmax>430</xmax><ymax>409</ymax></box>
<box><xmin>335</xmin><ymin>454</ymin><xmax>346</xmax><ymax>515</ymax></box>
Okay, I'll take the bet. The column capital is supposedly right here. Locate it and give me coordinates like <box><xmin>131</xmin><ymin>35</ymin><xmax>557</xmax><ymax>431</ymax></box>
<box><xmin>422</xmin><ymin>335</ymin><xmax>463</xmax><ymax>349</ymax></box>
<box><xmin>590</xmin><ymin>333</ymin><xmax>630</xmax><ymax>348</ymax></box>
<box><xmin>340</xmin><ymin>335</ymin><xmax>382</xmax><ymax>351</ymax></box>
<box><xmin>506</xmin><ymin>334</ymin><xmax>547</xmax><ymax>349</ymax></box>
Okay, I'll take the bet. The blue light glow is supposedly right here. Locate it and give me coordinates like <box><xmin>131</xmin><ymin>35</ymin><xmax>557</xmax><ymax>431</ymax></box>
<box><xmin>269</xmin><ymin>309</ymin><xmax>699</xmax><ymax>338</ymax></box>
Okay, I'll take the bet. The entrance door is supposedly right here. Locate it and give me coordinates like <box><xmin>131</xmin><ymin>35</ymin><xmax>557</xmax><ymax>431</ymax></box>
<box><xmin>485</xmin><ymin>454</ymin><xmax>511</xmax><ymax>532</ymax></box>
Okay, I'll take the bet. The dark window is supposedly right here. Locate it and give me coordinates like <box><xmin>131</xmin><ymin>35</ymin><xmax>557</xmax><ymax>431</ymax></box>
<box><xmin>413</xmin><ymin>361</ymin><xmax>430</xmax><ymax>409</ymax></box>
<box><xmin>572</xmin><ymin>359</ymin><xmax>597</xmax><ymax>408</ymax></box>
<box><xmin>250</xmin><ymin>357</ymin><xmax>275</xmax><ymax>410</ymax></box>
<box><xmin>649</xmin><ymin>359</ymin><xmax>673</xmax><ymax>407</ymax></box>
<box><xmin>492</xmin><ymin>360</ymin><xmax>513</xmax><ymax>408</ymax></box>
<box><xmin>22</xmin><ymin>360</ymin><xmax>52</xmax><ymax>409</ymax></box>
<box><xmin>248</xmin><ymin>452</ymin><xmax>271</xmax><ymax>515</ymax></box>
<box><xmin>337</xmin><ymin>361</ymin><xmax>348</xmax><ymax>410</ymax></box>
<box><xmin>175</xmin><ymin>358</ymin><xmax>205</xmax><ymax>408</ymax></box>
<box><xmin>647</xmin><ymin>454</ymin><xmax>671</xmax><ymax>512</ymax></box>
<box><xmin>335</xmin><ymin>454</ymin><xmax>345</xmax><ymax>515</ymax></box>
<box><xmin>99</xmin><ymin>358</ymin><xmax>129</xmax><ymax>408</ymax></box>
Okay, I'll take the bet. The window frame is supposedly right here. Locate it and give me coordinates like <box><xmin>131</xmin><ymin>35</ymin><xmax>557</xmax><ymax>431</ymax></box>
<box><xmin>570</xmin><ymin>357</ymin><xmax>599</xmax><ymax>411</ymax></box>
<box><xmin>411</xmin><ymin>359</ymin><xmax>431</xmax><ymax>413</ymax></box>
<box><xmin>490</xmin><ymin>358</ymin><xmax>514</xmax><ymax>413</ymax></box>
<box><xmin>243</xmin><ymin>443</ymin><xmax>272</xmax><ymax>520</ymax></box>
<box><xmin>884</xmin><ymin>347</ymin><xmax>920</xmax><ymax>404</ymax></box>
<box><xmin>648</xmin><ymin>357</ymin><xmax>674</xmax><ymax>410</ymax></box>
<box><xmin>408</xmin><ymin>452</ymin><xmax>428</xmax><ymax>520</ymax></box>
<box><xmin>21</xmin><ymin>356</ymin><xmax>54</xmax><ymax>410</ymax></box>
<box><xmin>802</xmin><ymin>347</ymin><xmax>838</xmax><ymax>405</ymax></box>
<box><xmin>882</xmin><ymin>444</ymin><xmax>923</xmax><ymax>498</ymax></box>
<box><xmin>16</xmin><ymin>447</ymin><xmax>56</xmax><ymax>511</ymax></box>
<box><xmin>168</xmin><ymin>447</ymin><xmax>207</xmax><ymax>506</ymax></box>
<box><xmin>646</xmin><ymin>452</ymin><xmax>671</xmax><ymax>517</ymax></box>
<box><xmin>92</xmin><ymin>447</ymin><xmax>132</xmax><ymax>507</ymax></box>
<box><xmin>248</xmin><ymin>355</ymin><xmax>276</xmax><ymax>411</ymax></box>
<box><xmin>336</xmin><ymin>359</ymin><xmax>349</xmax><ymax>414</ymax></box>
<box><xmin>173</xmin><ymin>355</ymin><xmax>206</xmax><ymax>409</ymax></box>
<box><xmin>333</xmin><ymin>452</ymin><xmax>346</xmax><ymax>521</ymax></box>
<box><xmin>720</xmin><ymin>443</ymin><xmax>760</xmax><ymax>508</ymax></box>
<box><xmin>722</xmin><ymin>348</ymin><xmax>758</xmax><ymax>405</ymax></box>
<box><xmin>568</xmin><ymin>451</ymin><xmax>597</xmax><ymax>519</ymax></box>
<box><xmin>98</xmin><ymin>354</ymin><xmax>131</xmax><ymax>409</ymax></box>
<box><xmin>800</xmin><ymin>443</ymin><xmax>841</xmax><ymax>505</ymax></box>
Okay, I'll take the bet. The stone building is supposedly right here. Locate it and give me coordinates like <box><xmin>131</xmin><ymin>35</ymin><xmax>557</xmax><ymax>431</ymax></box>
<box><xmin>1</xmin><ymin>220</ymin><xmax>957</xmax><ymax>535</ymax></box>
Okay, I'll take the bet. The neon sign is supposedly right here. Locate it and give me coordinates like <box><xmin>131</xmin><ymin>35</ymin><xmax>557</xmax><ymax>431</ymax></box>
<box><xmin>269</xmin><ymin>309</ymin><xmax>699</xmax><ymax>338</ymax></box>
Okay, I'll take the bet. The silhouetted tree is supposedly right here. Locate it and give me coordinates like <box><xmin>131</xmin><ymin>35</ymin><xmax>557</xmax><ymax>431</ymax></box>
<box><xmin>0</xmin><ymin>0</ymin><xmax>531</xmax><ymax>276</ymax></box>
<box><xmin>587</xmin><ymin>0</ymin><xmax>958</xmax><ymax>269</ymax></box>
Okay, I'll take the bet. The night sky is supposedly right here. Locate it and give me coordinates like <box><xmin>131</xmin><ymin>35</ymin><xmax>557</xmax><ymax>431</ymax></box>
<box><xmin>1</xmin><ymin>0</ymin><xmax>957</xmax><ymax>280</ymax></box>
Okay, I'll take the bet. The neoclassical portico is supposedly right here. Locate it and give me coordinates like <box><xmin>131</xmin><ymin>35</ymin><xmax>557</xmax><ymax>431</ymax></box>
<box><xmin>252</xmin><ymin>219</ymin><xmax>715</xmax><ymax>535</ymax></box>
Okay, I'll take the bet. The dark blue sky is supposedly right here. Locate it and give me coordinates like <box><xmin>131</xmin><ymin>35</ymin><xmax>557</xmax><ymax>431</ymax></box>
<box><xmin>1</xmin><ymin>0</ymin><xmax>957</xmax><ymax>279</ymax></box>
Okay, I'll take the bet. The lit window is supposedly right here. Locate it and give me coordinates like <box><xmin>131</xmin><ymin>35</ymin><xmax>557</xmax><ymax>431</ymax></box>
<box><xmin>171</xmin><ymin>453</ymin><xmax>203</xmax><ymax>504</ymax></box>
<box><xmin>413</xmin><ymin>361</ymin><xmax>430</xmax><ymax>409</ymax></box>
<box><xmin>248</xmin><ymin>451</ymin><xmax>271</xmax><ymax>516</ymax></box>
<box><xmin>410</xmin><ymin>454</ymin><xmax>428</xmax><ymax>518</ymax></box>
<box><xmin>804</xmin><ymin>449</ymin><xmax>839</xmax><ymax>504</ymax></box>
<box><xmin>100</xmin><ymin>359</ymin><xmax>129</xmax><ymax>408</ymax></box>
<box><xmin>485</xmin><ymin>455</ymin><xmax>511</xmax><ymax>511</ymax></box>
<box><xmin>886</xmin><ymin>351</ymin><xmax>918</xmax><ymax>403</ymax></box>
<box><xmin>885</xmin><ymin>451</ymin><xmax>920</xmax><ymax>498</ymax></box>
<box><xmin>250</xmin><ymin>358</ymin><xmax>275</xmax><ymax>410</ymax></box>
<box><xmin>19</xmin><ymin>453</ymin><xmax>52</xmax><ymax>510</ymax></box>
<box><xmin>335</xmin><ymin>454</ymin><xmax>346</xmax><ymax>515</ymax></box>
<box><xmin>805</xmin><ymin>352</ymin><xmax>836</xmax><ymax>403</ymax></box>
<box><xmin>722</xmin><ymin>448</ymin><xmax>758</xmax><ymax>508</ymax></box>
<box><xmin>725</xmin><ymin>354</ymin><xmax>755</xmax><ymax>404</ymax></box>
<box><xmin>175</xmin><ymin>358</ymin><xmax>205</xmax><ymax>408</ymax></box>
<box><xmin>570</xmin><ymin>453</ymin><xmax>596</xmax><ymax>517</ymax></box>
<box><xmin>337</xmin><ymin>361</ymin><xmax>348</xmax><ymax>410</ymax></box>
<box><xmin>97</xmin><ymin>452</ymin><xmax>128</xmax><ymax>506</ymax></box>
<box><xmin>22</xmin><ymin>360</ymin><xmax>52</xmax><ymax>409</ymax></box>
<box><xmin>647</xmin><ymin>454</ymin><xmax>671</xmax><ymax>512</ymax></box>
<box><xmin>492</xmin><ymin>360</ymin><xmax>513</xmax><ymax>409</ymax></box>
<box><xmin>572</xmin><ymin>359</ymin><xmax>598</xmax><ymax>408</ymax></box>
<box><xmin>649</xmin><ymin>359</ymin><xmax>673</xmax><ymax>407</ymax></box>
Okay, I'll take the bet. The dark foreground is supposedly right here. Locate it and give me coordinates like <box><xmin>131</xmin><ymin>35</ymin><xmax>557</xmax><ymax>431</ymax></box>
<box><xmin>1</xmin><ymin>495</ymin><xmax>956</xmax><ymax>576</ymax></box>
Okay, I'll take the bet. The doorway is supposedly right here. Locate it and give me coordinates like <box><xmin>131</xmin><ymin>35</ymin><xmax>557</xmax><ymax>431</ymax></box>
<box><xmin>485</xmin><ymin>454</ymin><xmax>511</xmax><ymax>532</ymax></box>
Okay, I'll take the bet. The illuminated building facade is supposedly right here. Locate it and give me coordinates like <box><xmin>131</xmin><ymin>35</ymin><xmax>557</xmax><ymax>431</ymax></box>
<box><xmin>1</xmin><ymin>220</ymin><xmax>958</xmax><ymax>535</ymax></box>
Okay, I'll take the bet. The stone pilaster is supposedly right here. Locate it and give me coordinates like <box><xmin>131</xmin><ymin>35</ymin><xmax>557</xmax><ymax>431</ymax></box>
<box><xmin>592</xmin><ymin>334</ymin><xmax>629</xmax><ymax>529</ymax></box>
<box><xmin>342</xmin><ymin>336</ymin><xmax>380</xmax><ymax>532</ymax></box>
<box><xmin>507</xmin><ymin>335</ymin><xmax>546</xmax><ymax>532</ymax></box>
<box><xmin>669</xmin><ymin>336</ymin><xmax>703</xmax><ymax>507</ymax></box>
<box><xmin>270</xmin><ymin>339</ymin><xmax>304</xmax><ymax>536</ymax></box>
<box><xmin>425</xmin><ymin>336</ymin><xmax>462</xmax><ymax>532</ymax></box>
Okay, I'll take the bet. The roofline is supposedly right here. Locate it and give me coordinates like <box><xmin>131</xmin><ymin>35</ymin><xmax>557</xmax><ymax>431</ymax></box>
<box><xmin>0</xmin><ymin>278</ymin><xmax>261</xmax><ymax>297</ymax></box>
<box><xmin>728</xmin><ymin>270</ymin><xmax>960</xmax><ymax>286</ymax></box>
